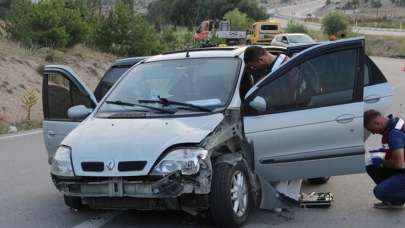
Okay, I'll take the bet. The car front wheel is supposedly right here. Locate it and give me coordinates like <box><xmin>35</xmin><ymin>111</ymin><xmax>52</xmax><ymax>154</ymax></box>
<box><xmin>64</xmin><ymin>195</ymin><xmax>83</xmax><ymax>210</ymax></box>
<box><xmin>209</xmin><ymin>162</ymin><xmax>251</xmax><ymax>228</ymax></box>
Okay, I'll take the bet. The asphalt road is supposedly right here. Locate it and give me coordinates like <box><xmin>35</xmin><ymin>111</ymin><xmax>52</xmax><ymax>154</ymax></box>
<box><xmin>0</xmin><ymin>57</ymin><xmax>405</xmax><ymax>227</ymax></box>
<box><xmin>273</xmin><ymin>0</ymin><xmax>405</xmax><ymax>37</ymax></box>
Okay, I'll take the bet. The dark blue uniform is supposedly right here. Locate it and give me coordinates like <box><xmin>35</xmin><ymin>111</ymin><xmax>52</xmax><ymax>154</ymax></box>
<box><xmin>366</xmin><ymin>115</ymin><xmax>405</xmax><ymax>205</ymax></box>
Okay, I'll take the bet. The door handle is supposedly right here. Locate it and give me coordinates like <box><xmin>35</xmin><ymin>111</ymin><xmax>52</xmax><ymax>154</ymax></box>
<box><xmin>47</xmin><ymin>131</ymin><xmax>56</xmax><ymax>136</ymax></box>
<box><xmin>365</xmin><ymin>95</ymin><xmax>381</xmax><ymax>104</ymax></box>
<box><xmin>336</xmin><ymin>114</ymin><xmax>355</xmax><ymax>124</ymax></box>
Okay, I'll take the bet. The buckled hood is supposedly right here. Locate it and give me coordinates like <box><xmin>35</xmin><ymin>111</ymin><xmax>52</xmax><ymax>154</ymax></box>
<box><xmin>61</xmin><ymin>114</ymin><xmax>224</xmax><ymax>176</ymax></box>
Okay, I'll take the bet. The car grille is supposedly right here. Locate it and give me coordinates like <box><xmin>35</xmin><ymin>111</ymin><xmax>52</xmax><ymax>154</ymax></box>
<box><xmin>118</xmin><ymin>161</ymin><xmax>147</xmax><ymax>172</ymax></box>
<box><xmin>81</xmin><ymin>161</ymin><xmax>147</xmax><ymax>172</ymax></box>
<box><xmin>81</xmin><ymin>162</ymin><xmax>104</xmax><ymax>172</ymax></box>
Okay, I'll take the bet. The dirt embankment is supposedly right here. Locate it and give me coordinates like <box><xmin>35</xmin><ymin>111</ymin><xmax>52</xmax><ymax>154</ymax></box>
<box><xmin>0</xmin><ymin>39</ymin><xmax>116</xmax><ymax>126</ymax></box>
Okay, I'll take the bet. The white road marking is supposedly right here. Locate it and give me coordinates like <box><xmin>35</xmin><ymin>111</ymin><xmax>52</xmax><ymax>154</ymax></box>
<box><xmin>71</xmin><ymin>212</ymin><xmax>121</xmax><ymax>228</ymax></box>
<box><xmin>0</xmin><ymin>129</ymin><xmax>42</xmax><ymax>140</ymax></box>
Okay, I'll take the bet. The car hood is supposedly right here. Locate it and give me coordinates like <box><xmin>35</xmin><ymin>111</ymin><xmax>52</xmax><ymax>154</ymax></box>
<box><xmin>62</xmin><ymin>114</ymin><xmax>224</xmax><ymax>176</ymax></box>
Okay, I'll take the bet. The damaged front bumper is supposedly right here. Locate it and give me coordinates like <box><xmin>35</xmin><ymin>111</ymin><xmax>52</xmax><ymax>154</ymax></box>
<box><xmin>52</xmin><ymin>171</ymin><xmax>211</xmax><ymax>211</ymax></box>
<box><xmin>52</xmin><ymin>171</ymin><xmax>210</xmax><ymax>198</ymax></box>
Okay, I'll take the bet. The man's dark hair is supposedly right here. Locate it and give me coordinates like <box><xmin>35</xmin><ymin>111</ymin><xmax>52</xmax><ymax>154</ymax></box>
<box><xmin>364</xmin><ymin>109</ymin><xmax>381</xmax><ymax>128</ymax></box>
<box><xmin>244</xmin><ymin>46</ymin><xmax>266</xmax><ymax>63</ymax></box>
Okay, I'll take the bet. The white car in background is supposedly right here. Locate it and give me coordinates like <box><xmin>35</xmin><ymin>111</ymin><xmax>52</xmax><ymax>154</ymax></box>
<box><xmin>271</xmin><ymin>33</ymin><xmax>316</xmax><ymax>47</ymax></box>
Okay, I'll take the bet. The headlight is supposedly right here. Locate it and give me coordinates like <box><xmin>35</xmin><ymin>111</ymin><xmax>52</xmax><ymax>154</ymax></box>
<box><xmin>51</xmin><ymin>146</ymin><xmax>74</xmax><ymax>177</ymax></box>
<box><xmin>151</xmin><ymin>148</ymin><xmax>208</xmax><ymax>176</ymax></box>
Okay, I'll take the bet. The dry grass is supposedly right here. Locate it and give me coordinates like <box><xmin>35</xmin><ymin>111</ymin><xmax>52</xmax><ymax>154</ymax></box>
<box><xmin>0</xmin><ymin>113</ymin><xmax>9</xmax><ymax>134</ymax></box>
<box><xmin>365</xmin><ymin>35</ymin><xmax>405</xmax><ymax>58</ymax></box>
<box><xmin>306</xmin><ymin>29</ymin><xmax>405</xmax><ymax>58</ymax></box>
<box><xmin>66</xmin><ymin>44</ymin><xmax>115</xmax><ymax>62</ymax></box>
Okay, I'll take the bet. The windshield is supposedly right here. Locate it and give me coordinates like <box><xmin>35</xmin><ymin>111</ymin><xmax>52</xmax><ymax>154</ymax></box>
<box><xmin>97</xmin><ymin>58</ymin><xmax>240</xmax><ymax>117</ymax></box>
<box><xmin>288</xmin><ymin>34</ymin><xmax>314</xmax><ymax>44</ymax></box>
<box><xmin>261</xmin><ymin>24</ymin><xmax>278</xmax><ymax>31</ymax></box>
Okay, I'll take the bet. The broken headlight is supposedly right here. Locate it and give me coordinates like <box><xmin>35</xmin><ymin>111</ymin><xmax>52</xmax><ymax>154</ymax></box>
<box><xmin>151</xmin><ymin>148</ymin><xmax>208</xmax><ymax>176</ymax></box>
<box><xmin>51</xmin><ymin>146</ymin><xmax>74</xmax><ymax>177</ymax></box>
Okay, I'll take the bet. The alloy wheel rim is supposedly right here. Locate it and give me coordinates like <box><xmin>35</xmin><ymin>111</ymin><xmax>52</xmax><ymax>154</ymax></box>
<box><xmin>230</xmin><ymin>170</ymin><xmax>248</xmax><ymax>217</ymax></box>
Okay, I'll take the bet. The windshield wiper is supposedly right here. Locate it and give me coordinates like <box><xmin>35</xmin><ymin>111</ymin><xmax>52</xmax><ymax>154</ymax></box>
<box><xmin>105</xmin><ymin>100</ymin><xmax>176</xmax><ymax>114</ymax></box>
<box><xmin>138</xmin><ymin>97</ymin><xmax>212</xmax><ymax>112</ymax></box>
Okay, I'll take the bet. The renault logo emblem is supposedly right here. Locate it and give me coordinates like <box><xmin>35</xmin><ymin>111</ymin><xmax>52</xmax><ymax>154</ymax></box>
<box><xmin>106</xmin><ymin>160</ymin><xmax>115</xmax><ymax>171</ymax></box>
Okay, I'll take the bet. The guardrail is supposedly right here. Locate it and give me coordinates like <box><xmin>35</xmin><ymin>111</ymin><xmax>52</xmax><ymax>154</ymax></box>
<box><xmin>275</xmin><ymin>14</ymin><xmax>405</xmax><ymax>35</ymax></box>
<box><xmin>353</xmin><ymin>26</ymin><xmax>405</xmax><ymax>33</ymax></box>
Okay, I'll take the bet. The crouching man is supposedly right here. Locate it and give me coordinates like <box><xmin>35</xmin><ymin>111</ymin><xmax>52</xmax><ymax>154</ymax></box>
<box><xmin>364</xmin><ymin>110</ymin><xmax>405</xmax><ymax>209</ymax></box>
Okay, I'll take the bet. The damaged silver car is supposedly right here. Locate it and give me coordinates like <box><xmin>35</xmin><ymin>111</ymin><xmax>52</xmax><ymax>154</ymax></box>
<box><xmin>42</xmin><ymin>38</ymin><xmax>392</xmax><ymax>227</ymax></box>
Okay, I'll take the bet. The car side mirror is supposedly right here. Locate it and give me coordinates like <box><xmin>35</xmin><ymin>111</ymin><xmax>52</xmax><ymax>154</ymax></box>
<box><xmin>68</xmin><ymin>105</ymin><xmax>93</xmax><ymax>120</ymax></box>
<box><xmin>249</xmin><ymin>96</ymin><xmax>267</xmax><ymax>113</ymax></box>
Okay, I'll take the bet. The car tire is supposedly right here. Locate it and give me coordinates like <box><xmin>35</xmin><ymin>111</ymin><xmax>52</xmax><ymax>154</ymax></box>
<box><xmin>307</xmin><ymin>177</ymin><xmax>330</xmax><ymax>185</ymax></box>
<box><xmin>64</xmin><ymin>195</ymin><xmax>83</xmax><ymax>210</ymax></box>
<box><xmin>209</xmin><ymin>162</ymin><xmax>251</xmax><ymax>228</ymax></box>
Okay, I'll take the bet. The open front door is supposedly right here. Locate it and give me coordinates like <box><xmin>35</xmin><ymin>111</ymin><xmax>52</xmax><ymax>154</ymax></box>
<box><xmin>243</xmin><ymin>38</ymin><xmax>365</xmax><ymax>182</ymax></box>
<box><xmin>42</xmin><ymin>65</ymin><xmax>97</xmax><ymax>164</ymax></box>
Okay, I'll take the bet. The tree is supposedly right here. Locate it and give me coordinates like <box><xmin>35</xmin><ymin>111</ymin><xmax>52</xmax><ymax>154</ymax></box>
<box><xmin>6</xmin><ymin>0</ymin><xmax>89</xmax><ymax>48</ymax></box>
<box><xmin>94</xmin><ymin>1</ymin><xmax>160</xmax><ymax>56</ymax></box>
<box><xmin>0</xmin><ymin>0</ymin><xmax>11</xmax><ymax>18</ymax></box>
<box><xmin>371</xmin><ymin>0</ymin><xmax>382</xmax><ymax>17</ymax></box>
<box><xmin>285</xmin><ymin>20</ymin><xmax>309</xmax><ymax>33</ymax></box>
<box><xmin>147</xmin><ymin>0</ymin><xmax>267</xmax><ymax>27</ymax></box>
<box><xmin>321</xmin><ymin>12</ymin><xmax>350</xmax><ymax>36</ymax></box>
<box><xmin>21</xmin><ymin>89</ymin><xmax>38</xmax><ymax>122</ymax></box>
<box><xmin>223</xmin><ymin>9</ymin><xmax>251</xmax><ymax>30</ymax></box>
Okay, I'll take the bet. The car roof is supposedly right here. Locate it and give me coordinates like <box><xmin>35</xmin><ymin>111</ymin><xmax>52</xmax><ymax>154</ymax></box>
<box><xmin>112</xmin><ymin>56</ymin><xmax>149</xmax><ymax>67</ymax></box>
<box><xmin>276</xmin><ymin>33</ymin><xmax>310</xmax><ymax>37</ymax></box>
<box><xmin>144</xmin><ymin>47</ymin><xmax>247</xmax><ymax>62</ymax></box>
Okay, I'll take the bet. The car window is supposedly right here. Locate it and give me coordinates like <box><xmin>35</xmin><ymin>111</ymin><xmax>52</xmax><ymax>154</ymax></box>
<box><xmin>364</xmin><ymin>56</ymin><xmax>387</xmax><ymax>86</ymax></box>
<box><xmin>282</xmin><ymin>36</ymin><xmax>288</xmax><ymax>43</ymax></box>
<box><xmin>94</xmin><ymin>66</ymin><xmax>131</xmax><ymax>101</ymax></box>
<box><xmin>261</xmin><ymin>25</ymin><xmax>278</xmax><ymax>31</ymax></box>
<box><xmin>253</xmin><ymin>49</ymin><xmax>357</xmax><ymax>114</ymax></box>
<box><xmin>45</xmin><ymin>72</ymin><xmax>93</xmax><ymax>120</ymax></box>
<box><xmin>288</xmin><ymin>35</ymin><xmax>313</xmax><ymax>43</ymax></box>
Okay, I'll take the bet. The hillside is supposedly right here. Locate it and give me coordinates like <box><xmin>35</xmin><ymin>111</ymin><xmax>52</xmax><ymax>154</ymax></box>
<box><xmin>0</xmin><ymin>38</ymin><xmax>115</xmax><ymax>129</ymax></box>
<box><xmin>315</xmin><ymin>0</ymin><xmax>405</xmax><ymax>20</ymax></box>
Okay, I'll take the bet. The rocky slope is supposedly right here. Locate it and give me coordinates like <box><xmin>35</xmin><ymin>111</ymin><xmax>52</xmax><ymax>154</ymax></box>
<box><xmin>0</xmin><ymin>38</ymin><xmax>115</xmax><ymax>126</ymax></box>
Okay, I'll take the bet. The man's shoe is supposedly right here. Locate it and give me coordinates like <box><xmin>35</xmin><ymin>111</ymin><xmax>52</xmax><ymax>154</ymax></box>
<box><xmin>373</xmin><ymin>202</ymin><xmax>404</xmax><ymax>209</ymax></box>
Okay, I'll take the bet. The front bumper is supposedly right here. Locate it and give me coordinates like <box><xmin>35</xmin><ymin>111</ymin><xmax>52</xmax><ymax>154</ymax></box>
<box><xmin>52</xmin><ymin>171</ymin><xmax>210</xmax><ymax>198</ymax></box>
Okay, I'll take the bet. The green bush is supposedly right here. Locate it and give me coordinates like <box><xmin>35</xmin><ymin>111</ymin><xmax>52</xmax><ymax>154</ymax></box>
<box><xmin>285</xmin><ymin>20</ymin><xmax>309</xmax><ymax>34</ymax></box>
<box><xmin>5</xmin><ymin>0</ymin><xmax>89</xmax><ymax>48</ymax></box>
<box><xmin>158</xmin><ymin>27</ymin><xmax>195</xmax><ymax>52</ymax></box>
<box><xmin>93</xmin><ymin>2</ymin><xmax>160</xmax><ymax>56</ymax></box>
<box><xmin>223</xmin><ymin>9</ymin><xmax>251</xmax><ymax>31</ymax></box>
<box><xmin>147</xmin><ymin>0</ymin><xmax>267</xmax><ymax>28</ymax></box>
<box><xmin>321</xmin><ymin>12</ymin><xmax>350</xmax><ymax>36</ymax></box>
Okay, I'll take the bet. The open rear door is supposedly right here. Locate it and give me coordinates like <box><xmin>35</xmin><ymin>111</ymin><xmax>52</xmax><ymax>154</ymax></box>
<box><xmin>42</xmin><ymin>65</ymin><xmax>97</xmax><ymax>164</ymax></box>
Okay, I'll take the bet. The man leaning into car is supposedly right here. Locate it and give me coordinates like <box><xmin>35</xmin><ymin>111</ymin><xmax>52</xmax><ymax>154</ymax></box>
<box><xmin>243</xmin><ymin>46</ymin><xmax>302</xmax><ymax>212</ymax></box>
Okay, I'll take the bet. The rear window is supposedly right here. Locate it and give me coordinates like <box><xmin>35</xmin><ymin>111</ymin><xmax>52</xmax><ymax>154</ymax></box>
<box><xmin>94</xmin><ymin>66</ymin><xmax>131</xmax><ymax>101</ymax></box>
<box><xmin>288</xmin><ymin>35</ymin><xmax>314</xmax><ymax>44</ymax></box>
<box><xmin>364</xmin><ymin>56</ymin><xmax>387</xmax><ymax>86</ymax></box>
<box><xmin>261</xmin><ymin>25</ymin><xmax>278</xmax><ymax>31</ymax></box>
